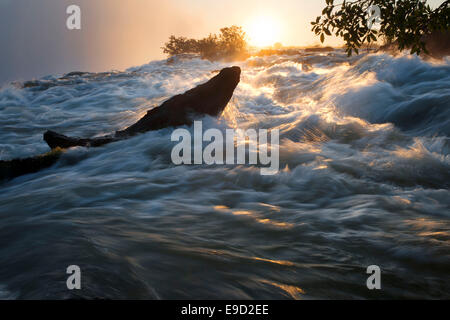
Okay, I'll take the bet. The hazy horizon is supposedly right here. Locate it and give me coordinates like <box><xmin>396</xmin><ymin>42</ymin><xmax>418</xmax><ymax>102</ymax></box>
<box><xmin>0</xmin><ymin>0</ymin><xmax>445</xmax><ymax>84</ymax></box>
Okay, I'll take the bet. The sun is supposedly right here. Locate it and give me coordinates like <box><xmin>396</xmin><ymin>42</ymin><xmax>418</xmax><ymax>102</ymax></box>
<box><xmin>245</xmin><ymin>15</ymin><xmax>281</xmax><ymax>48</ymax></box>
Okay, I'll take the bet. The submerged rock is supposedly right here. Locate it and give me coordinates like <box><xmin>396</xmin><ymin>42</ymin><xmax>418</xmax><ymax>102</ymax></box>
<box><xmin>304</xmin><ymin>46</ymin><xmax>334</xmax><ymax>53</ymax></box>
<box><xmin>61</xmin><ymin>71</ymin><xmax>89</xmax><ymax>78</ymax></box>
<box><xmin>0</xmin><ymin>148</ymin><xmax>63</xmax><ymax>181</ymax></box>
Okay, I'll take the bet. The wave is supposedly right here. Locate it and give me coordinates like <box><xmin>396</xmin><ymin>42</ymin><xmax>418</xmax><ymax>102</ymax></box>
<box><xmin>0</xmin><ymin>50</ymin><xmax>449</xmax><ymax>299</ymax></box>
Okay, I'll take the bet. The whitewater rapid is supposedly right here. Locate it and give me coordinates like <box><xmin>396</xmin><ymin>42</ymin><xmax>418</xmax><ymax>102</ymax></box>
<box><xmin>0</xmin><ymin>50</ymin><xmax>449</xmax><ymax>299</ymax></box>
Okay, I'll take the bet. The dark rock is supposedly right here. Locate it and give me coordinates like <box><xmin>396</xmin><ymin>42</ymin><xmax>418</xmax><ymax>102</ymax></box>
<box><xmin>23</xmin><ymin>80</ymin><xmax>41</xmax><ymax>88</ymax></box>
<box><xmin>60</xmin><ymin>71</ymin><xmax>90</xmax><ymax>79</ymax></box>
<box><xmin>0</xmin><ymin>149</ymin><xmax>63</xmax><ymax>181</ymax></box>
<box><xmin>304</xmin><ymin>46</ymin><xmax>334</xmax><ymax>53</ymax></box>
<box><xmin>418</xmin><ymin>30</ymin><xmax>450</xmax><ymax>59</ymax></box>
<box><xmin>379</xmin><ymin>30</ymin><xmax>450</xmax><ymax>59</ymax></box>
<box><xmin>43</xmin><ymin>131</ymin><xmax>117</xmax><ymax>149</ymax></box>
<box><xmin>23</xmin><ymin>80</ymin><xmax>58</xmax><ymax>90</ymax></box>
<box><xmin>2</xmin><ymin>66</ymin><xmax>241</xmax><ymax>181</ymax></box>
<box><xmin>44</xmin><ymin>66</ymin><xmax>241</xmax><ymax>148</ymax></box>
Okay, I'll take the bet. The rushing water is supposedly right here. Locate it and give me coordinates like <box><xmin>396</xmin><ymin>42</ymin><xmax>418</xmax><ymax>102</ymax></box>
<box><xmin>0</xmin><ymin>51</ymin><xmax>449</xmax><ymax>299</ymax></box>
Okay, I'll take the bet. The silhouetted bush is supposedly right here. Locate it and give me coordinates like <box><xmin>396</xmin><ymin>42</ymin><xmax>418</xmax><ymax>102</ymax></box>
<box><xmin>162</xmin><ymin>26</ymin><xmax>248</xmax><ymax>60</ymax></box>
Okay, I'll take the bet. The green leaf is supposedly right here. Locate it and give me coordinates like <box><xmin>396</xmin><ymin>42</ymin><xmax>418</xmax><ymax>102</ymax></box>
<box><xmin>312</xmin><ymin>0</ymin><xmax>445</xmax><ymax>57</ymax></box>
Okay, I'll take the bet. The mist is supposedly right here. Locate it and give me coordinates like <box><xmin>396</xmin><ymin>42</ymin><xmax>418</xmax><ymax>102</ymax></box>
<box><xmin>0</xmin><ymin>0</ymin><xmax>445</xmax><ymax>84</ymax></box>
<box><xmin>0</xmin><ymin>0</ymin><xmax>198</xmax><ymax>83</ymax></box>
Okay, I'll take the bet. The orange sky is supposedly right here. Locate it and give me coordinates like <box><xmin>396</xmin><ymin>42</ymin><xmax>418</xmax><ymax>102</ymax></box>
<box><xmin>0</xmin><ymin>0</ymin><xmax>445</xmax><ymax>83</ymax></box>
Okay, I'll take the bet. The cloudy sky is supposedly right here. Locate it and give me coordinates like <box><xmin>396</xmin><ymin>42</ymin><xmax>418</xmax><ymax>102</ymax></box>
<box><xmin>0</xmin><ymin>0</ymin><xmax>445</xmax><ymax>83</ymax></box>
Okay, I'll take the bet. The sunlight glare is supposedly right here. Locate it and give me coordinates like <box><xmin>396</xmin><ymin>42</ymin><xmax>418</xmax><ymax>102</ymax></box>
<box><xmin>245</xmin><ymin>15</ymin><xmax>281</xmax><ymax>47</ymax></box>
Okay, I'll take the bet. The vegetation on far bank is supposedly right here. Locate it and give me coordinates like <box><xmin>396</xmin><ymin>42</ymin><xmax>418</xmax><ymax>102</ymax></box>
<box><xmin>161</xmin><ymin>26</ymin><xmax>340</xmax><ymax>62</ymax></box>
<box><xmin>162</xmin><ymin>0</ymin><xmax>449</xmax><ymax>61</ymax></box>
<box><xmin>162</xmin><ymin>26</ymin><xmax>249</xmax><ymax>61</ymax></box>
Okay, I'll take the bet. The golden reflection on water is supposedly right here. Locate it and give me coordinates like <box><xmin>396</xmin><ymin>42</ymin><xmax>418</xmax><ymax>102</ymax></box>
<box><xmin>256</xmin><ymin>218</ymin><xmax>293</xmax><ymax>228</ymax></box>
<box><xmin>258</xmin><ymin>202</ymin><xmax>281</xmax><ymax>212</ymax></box>
<box><xmin>213</xmin><ymin>205</ymin><xmax>230</xmax><ymax>211</ymax></box>
<box><xmin>392</xmin><ymin>196</ymin><xmax>411</xmax><ymax>205</ymax></box>
<box><xmin>404</xmin><ymin>218</ymin><xmax>450</xmax><ymax>242</ymax></box>
<box><xmin>213</xmin><ymin>205</ymin><xmax>293</xmax><ymax>228</ymax></box>
<box><xmin>252</xmin><ymin>256</ymin><xmax>295</xmax><ymax>266</ymax></box>
<box><xmin>233</xmin><ymin>210</ymin><xmax>253</xmax><ymax>216</ymax></box>
<box><xmin>258</xmin><ymin>279</ymin><xmax>305</xmax><ymax>299</ymax></box>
